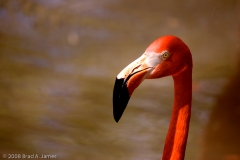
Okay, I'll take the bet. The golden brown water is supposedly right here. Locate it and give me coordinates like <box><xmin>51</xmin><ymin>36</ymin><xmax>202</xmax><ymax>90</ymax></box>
<box><xmin>0</xmin><ymin>0</ymin><xmax>239</xmax><ymax>160</ymax></box>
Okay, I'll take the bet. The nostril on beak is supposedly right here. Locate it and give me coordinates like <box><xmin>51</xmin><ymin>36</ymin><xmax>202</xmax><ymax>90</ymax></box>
<box><xmin>130</xmin><ymin>64</ymin><xmax>141</xmax><ymax>73</ymax></box>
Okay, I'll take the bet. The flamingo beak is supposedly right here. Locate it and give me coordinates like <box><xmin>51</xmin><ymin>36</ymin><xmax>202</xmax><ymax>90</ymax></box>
<box><xmin>113</xmin><ymin>54</ymin><xmax>154</xmax><ymax>122</ymax></box>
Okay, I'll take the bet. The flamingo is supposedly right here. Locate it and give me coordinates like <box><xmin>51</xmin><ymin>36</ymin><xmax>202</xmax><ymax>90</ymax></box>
<box><xmin>113</xmin><ymin>35</ymin><xmax>192</xmax><ymax>160</ymax></box>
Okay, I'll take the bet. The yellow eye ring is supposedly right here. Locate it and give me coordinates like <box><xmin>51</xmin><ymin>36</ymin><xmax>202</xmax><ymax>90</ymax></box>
<box><xmin>161</xmin><ymin>51</ymin><xmax>170</xmax><ymax>59</ymax></box>
<box><xmin>163</xmin><ymin>53</ymin><xmax>168</xmax><ymax>57</ymax></box>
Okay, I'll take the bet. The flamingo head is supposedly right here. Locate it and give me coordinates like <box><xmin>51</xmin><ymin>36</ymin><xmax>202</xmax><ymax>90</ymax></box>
<box><xmin>113</xmin><ymin>35</ymin><xmax>192</xmax><ymax>122</ymax></box>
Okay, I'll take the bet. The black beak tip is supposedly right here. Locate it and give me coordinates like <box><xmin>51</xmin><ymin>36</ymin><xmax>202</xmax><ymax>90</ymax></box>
<box><xmin>114</xmin><ymin>114</ymin><xmax>120</xmax><ymax>123</ymax></box>
<box><xmin>113</xmin><ymin>78</ymin><xmax>130</xmax><ymax>123</ymax></box>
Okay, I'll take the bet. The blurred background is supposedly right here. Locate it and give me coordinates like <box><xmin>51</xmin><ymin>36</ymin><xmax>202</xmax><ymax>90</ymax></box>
<box><xmin>0</xmin><ymin>0</ymin><xmax>239</xmax><ymax>160</ymax></box>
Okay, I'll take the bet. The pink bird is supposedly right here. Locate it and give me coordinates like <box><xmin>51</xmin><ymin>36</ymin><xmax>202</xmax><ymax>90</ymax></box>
<box><xmin>113</xmin><ymin>36</ymin><xmax>192</xmax><ymax>160</ymax></box>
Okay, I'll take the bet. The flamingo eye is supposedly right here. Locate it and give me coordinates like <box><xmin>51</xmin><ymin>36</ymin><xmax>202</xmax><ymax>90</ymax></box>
<box><xmin>161</xmin><ymin>51</ymin><xmax>170</xmax><ymax>59</ymax></box>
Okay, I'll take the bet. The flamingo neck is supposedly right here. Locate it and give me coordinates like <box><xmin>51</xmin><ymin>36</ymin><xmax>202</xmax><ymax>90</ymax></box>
<box><xmin>162</xmin><ymin>67</ymin><xmax>192</xmax><ymax>160</ymax></box>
